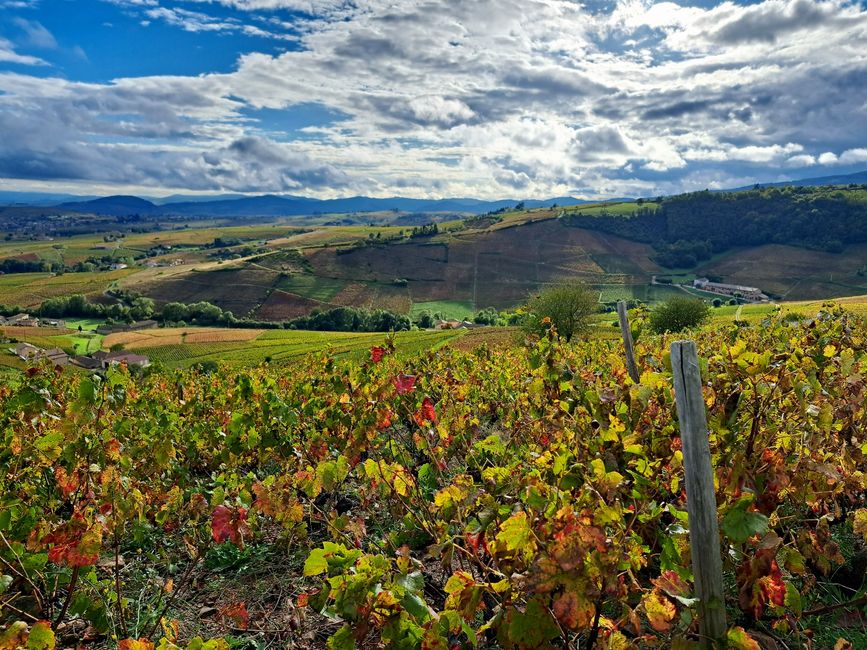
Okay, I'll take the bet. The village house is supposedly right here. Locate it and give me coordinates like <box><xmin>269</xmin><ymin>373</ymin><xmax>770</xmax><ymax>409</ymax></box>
<box><xmin>72</xmin><ymin>355</ymin><xmax>102</xmax><ymax>370</ymax></box>
<box><xmin>14</xmin><ymin>342</ymin><xmax>41</xmax><ymax>360</ymax></box>
<box><xmin>98</xmin><ymin>350</ymin><xmax>150</xmax><ymax>369</ymax></box>
<box><xmin>41</xmin><ymin>318</ymin><xmax>66</xmax><ymax>328</ymax></box>
<box><xmin>6</xmin><ymin>313</ymin><xmax>40</xmax><ymax>327</ymax></box>
<box><xmin>41</xmin><ymin>348</ymin><xmax>69</xmax><ymax>366</ymax></box>
<box><xmin>12</xmin><ymin>342</ymin><xmax>69</xmax><ymax>366</ymax></box>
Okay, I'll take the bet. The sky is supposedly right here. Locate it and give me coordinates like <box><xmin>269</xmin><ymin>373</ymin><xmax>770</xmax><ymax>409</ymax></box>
<box><xmin>0</xmin><ymin>0</ymin><xmax>866</xmax><ymax>200</ymax></box>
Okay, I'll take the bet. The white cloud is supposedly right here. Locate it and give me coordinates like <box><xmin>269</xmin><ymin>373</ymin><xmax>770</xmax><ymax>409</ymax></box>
<box><xmin>0</xmin><ymin>37</ymin><xmax>48</xmax><ymax>66</ymax></box>
<box><xmin>0</xmin><ymin>0</ymin><xmax>866</xmax><ymax>197</ymax></box>
<box><xmin>838</xmin><ymin>148</ymin><xmax>867</xmax><ymax>164</ymax></box>
<box><xmin>12</xmin><ymin>18</ymin><xmax>58</xmax><ymax>49</ymax></box>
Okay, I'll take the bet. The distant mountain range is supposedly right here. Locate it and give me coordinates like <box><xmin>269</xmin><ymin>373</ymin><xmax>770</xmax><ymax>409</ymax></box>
<box><xmin>734</xmin><ymin>169</ymin><xmax>867</xmax><ymax>190</ymax></box>
<box><xmin>1</xmin><ymin>169</ymin><xmax>864</xmax><ymax>218</ymax></box>
<box><xmin>50</xmin><ymin>194</ymin><xmax>595</xmax><ymax>218</ymax></box>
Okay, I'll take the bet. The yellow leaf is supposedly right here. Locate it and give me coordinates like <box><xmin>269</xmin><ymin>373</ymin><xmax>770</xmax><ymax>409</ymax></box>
<box><xmin>642</xmin><ymin>591</ymin><xmax>676</xmax><ymax>632</ymax></box>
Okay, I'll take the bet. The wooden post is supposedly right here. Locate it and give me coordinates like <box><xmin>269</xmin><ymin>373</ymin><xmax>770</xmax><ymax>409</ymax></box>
<box><xmin>670</xmin><ymin>341</ymin><xmax>727</xmax><ymax>648</ymax></box>
<box><xmin>616</xmin><ymin>301</ymin><xmax>640</xmax><ymax>383</ymax></box>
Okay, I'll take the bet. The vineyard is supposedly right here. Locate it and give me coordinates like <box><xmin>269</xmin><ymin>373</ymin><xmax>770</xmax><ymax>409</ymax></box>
<box><xmin>111</xmin><ymin>329</ymin><xmax>463</xmax><ymax>368</ymax></box>
<box><xmin>0</xmin><ymin>307</ymin><xmax>865</xmax><ymax>649</ymax></box>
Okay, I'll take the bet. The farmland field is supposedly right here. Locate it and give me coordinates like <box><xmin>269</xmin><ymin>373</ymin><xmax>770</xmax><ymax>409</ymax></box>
<box><xmin>0</xmin><ymin>269</ymin><xmax>135</xmax><ymax>307</ymax></box>
<box><xmin>107</xmin><ymin>327</ymin><xmax>463</xmax><ymax>368</ymax></box>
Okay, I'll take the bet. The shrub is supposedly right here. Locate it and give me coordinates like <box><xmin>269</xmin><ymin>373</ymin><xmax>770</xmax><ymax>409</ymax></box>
<box><xmin>649</xmin><ymin>297</ymin><xmax>710</xmax><ymax>333</ymax></box>
<box><xmin>523</xmin><ymin>282</ymin><xmax>597</xmax><ymax>342</ymax></box>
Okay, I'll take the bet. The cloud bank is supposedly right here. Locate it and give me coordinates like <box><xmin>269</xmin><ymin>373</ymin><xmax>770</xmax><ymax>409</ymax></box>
<box><xmin>0</xmin><ymin>0</ymin><xmax>865</xmax><ymax>198</ymax></box>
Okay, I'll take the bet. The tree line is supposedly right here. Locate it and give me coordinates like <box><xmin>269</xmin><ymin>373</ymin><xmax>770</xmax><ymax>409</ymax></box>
<box><xmin>562</xmin><ymin>185</ymin><xmax>867</xmax><ymax>267</ymax></box>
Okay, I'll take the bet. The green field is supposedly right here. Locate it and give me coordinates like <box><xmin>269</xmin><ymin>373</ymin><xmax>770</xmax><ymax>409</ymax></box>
<box><xmin>275</xmin><ymin>273</ymin><xmax>346</xmax><ymax>302</ymax></box>
<box><xmin>410</xmin><ymin>300</ymin><xmax>475</xmax><ymax>320</ymax></box>
<box><xmin>63</xmin><ymin>318</ymin><xmax>103</xmax><ymax>332</ymax></box>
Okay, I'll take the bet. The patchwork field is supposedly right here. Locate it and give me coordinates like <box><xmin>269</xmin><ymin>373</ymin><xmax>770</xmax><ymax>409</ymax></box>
<box><xmin>112</xmin><ymin>327</ymin><xmax>463</xmax><ymax>368</ymax></box>
<box><xmin>306</xmin><ymin>218</ymin><xmax>662</xmax><ymax>311</ymax></box>
<box><xmin>0</xmin><ymin>269</ymin><xmax>135</xmax><ymax>307</ymax></box>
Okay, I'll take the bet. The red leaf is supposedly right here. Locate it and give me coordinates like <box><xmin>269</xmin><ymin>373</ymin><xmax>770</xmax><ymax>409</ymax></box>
<box><xmin>211</xmin><ymin>505</ymin><xmax>249</xmax><ymax>547</ymax></box>
<box><xmin>465</xmin><ymin>531</ymin><xmax>487</xmax><ymax>555</ymax></box>
<box><xmin>54</xmin><ymin>466</ymin><xmax>79</xmax><ymax>498</ymax></box>
<box><xmin>414</xmin><ymin>397</ymin><xmax>437</xmax><ymax>426</ymax></box>
<box><xmin>376</xmin><ymin>408</ymin><xmax>393</xmax><ymax>431</ymax></box>
<box><xmin>737</xmin><ymin>548</ymin><xmax>787</xmax><ymax>618</ymax></box>
<box><xmin>42</xmin><ymin>513</ymin><xmax>102</xmax><ymax>567</ymax></box>
<box><xmin>393</xmin><ymin>374</ymin><xmax>416</xmax><ymax>395</ymax></box>
<box><xmin>370</xmin><ymin>346</ymin><xmax>385</xmax><ymax>363</ymax></box>
<box><xmin>652</xmin><ymin>570</ymin><xmax>691</xmax><ymax>598</ymax></box>
<box><xmin>220</xmin><ymin>601</ymin><xmax>249</xmax><ymax>630</ymax></box>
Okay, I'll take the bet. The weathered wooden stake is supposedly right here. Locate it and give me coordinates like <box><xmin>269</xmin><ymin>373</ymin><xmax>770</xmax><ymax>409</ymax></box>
<box><xmin>616</xmin><ymin>300</ymin><xmax>640</xmax><ymax>383</ymax></box>
<box><xmin>670</xmin><ymin>341</ymin><xmax>727</xmax><ymax>648</ymax></box>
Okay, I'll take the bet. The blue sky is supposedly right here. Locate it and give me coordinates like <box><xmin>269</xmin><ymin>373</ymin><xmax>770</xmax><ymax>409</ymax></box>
<box><xmin>0</xmin><ymin>0</ymin><xmax>866</xmax><ymax>199</ymax></box>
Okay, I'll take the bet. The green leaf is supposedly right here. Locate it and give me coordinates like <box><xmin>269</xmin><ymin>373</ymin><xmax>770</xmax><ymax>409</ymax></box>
<box><xmin>304</xmin><ymin>548</ymin><xmax>328</xmax><ymax>576</ymax></box>
<box><xmin>722</xmin><ymin>497</ymin><xmax>768</xmax><ymax>543</ymax></box>
<box><xmin>501</xmin><ymin>598</ymin><xmax>559</xmax><ymax>647</ymax></box>
<box><xmin>495</xmin><ymin>511</ymin><xmax>535</xmax><ymax>558</ymax></box>
<box><xmin>726</xmin><ymin>626</ymin><xmax>761</xmax><ymax>650</ymax></box>
<box><xmin>25</xmin><ymin>621</ymin><xmax>55</xmax><ymax>650</ymax></box>
<box><xmin>78</xmin><ymin>377</ymin><xmax>96</xmax><ymax>404</ymax></box>
<box><xmin>400</xmin><ymin>592</ymin><xmax>430</xmax><ymax>622</ymax></box>
<box><xmin>327</xmin><ymin>625</ymin><xmax>355</xmax><ymax>650</ymax></box>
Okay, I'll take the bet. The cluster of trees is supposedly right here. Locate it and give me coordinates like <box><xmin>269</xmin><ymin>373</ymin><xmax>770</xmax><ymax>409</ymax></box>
<box><xmin>522</xmin><ymin>283</ymin><xmax>714</xmax><ymax>342</ymax></box>
<box><xmin>161</xmin><ymin>301</ymin><xmax>236</xmax><ymax>327</ymax></box>
<box><xmin>562</xmin><ymin>185</ymin><xmax>867</xmax><ymax>267</ymax></box>
<box><xmin>35</xmin><ymin>292</ymin><xmax>155</xmax><ymax>323</ymax></box>
<box><xmin>653</xmin><ymin>239</ymin><xmax>714</xmax><ymax>268</ymax></box>
<box><xmin>409</xmin><ymin>223</ymin><xmax>439</xmax><ymax>238</ymax></box>
<box><xmin>287</xmin><ymin>307</ymin><xmax>411</xmax><ymax>332</ymax></box>
<box><xmin>0</xmin><ymin>254</ymin><xmax>137</xmax><ymax>275</ymax></box>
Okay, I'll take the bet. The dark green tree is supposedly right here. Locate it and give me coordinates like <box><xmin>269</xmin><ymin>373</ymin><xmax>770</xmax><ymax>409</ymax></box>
<box><xmin>648</xmin><ymin>297</ymin><xmax>710</xmax><ymax>333</ymax></box>
<box><xmin>524</xmin><ymin>282</ymin><xmax>597</xmax><ymax>342</ymax></box>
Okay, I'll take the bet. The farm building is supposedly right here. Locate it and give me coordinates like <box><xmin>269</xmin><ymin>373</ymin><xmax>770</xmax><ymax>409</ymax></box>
<box><xmin>72</xmin><ymin>355</ymin><xmax>102</xmax><ymax>370</ymax></box>
<box><xmin>41</xmin><ymin>348</ymin><xmax>69</xmax><ymax>366</ymax></box>
<box><xmin>693</xmin><ymin>278</ymin><xmax>768</xmax><ymax>302</ymax></box>
<box><xmin>14</xmin><ymin>342</ymin><xmax>41</xmax><ymax>360</ymax></box>
<box><xmin>99</xmin><ymin>351</ymin><xmax>150</xmax><ymax>368</ymax></box>
<box><xmin>5</xmin><ymin>313</ymin><xmax>40</xmax><ymax>327</ymax></box>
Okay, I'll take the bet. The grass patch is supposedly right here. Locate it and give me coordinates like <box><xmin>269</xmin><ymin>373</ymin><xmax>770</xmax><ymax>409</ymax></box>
<box><xmin>410</xmin><ymin>300</ymin><xmax>475</xmax><ymax>320</ymax></box>
<box><xmin>275</xmin><ymin>273</ymin><xmax>346</xmax><ymax>302</ymax></box>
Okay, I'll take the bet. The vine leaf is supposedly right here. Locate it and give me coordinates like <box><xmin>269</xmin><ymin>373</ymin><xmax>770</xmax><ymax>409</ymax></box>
<box><xmin>211</xmin><ymin>505</ymin><xmax>249</xmax><ymax>547</ymax></box>
<box><xmin>642</xmin><ymin>590</ymin><xmax>677</xmax><ymax>632</ymax></box>
<box><xmin>726</xmin><ymin>626</ymin><xmax>761</xmax><ymax>650</ymax></box>
<box><xmin>552</xmin><ymin>590</ymin><xmax>595</xmax><ymax>630</ymax></box>
<box><xmin>220</xmin><ymin>601</ymin><xmax>249</xmax><ymax>630</ymax></box>
<box><xmin>737</xmin><ymin>548</ymin><xmax>787</xmax><ymax>618</ymax></box>
<box><xmin>392</xmin><ymin>374</ymin><xmax>416</xmax><ymax>395</ymax></box>
<box><xmin>413</xmin><ymin>397</ymin><xmax>437</xmax><ymax>426</ymax></box>
<box><xmin>722</xmin><ymin>496</ymin><xmax>768</xmax><ymax>543</ymax></box>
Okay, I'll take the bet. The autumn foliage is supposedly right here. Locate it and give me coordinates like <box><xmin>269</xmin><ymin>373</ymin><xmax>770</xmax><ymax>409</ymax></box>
<box><xmin>0</xmin><ymin>306</ymin><xmax>865</xmax><ymax>648</ymax></box>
